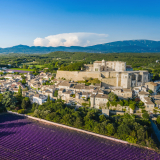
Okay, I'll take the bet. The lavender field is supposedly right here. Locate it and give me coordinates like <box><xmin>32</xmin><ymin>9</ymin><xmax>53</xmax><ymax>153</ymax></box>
<box><xmin>0</xmin><ymin>113</ymin><xmax>160</xmax><ymax>160</ymax></box>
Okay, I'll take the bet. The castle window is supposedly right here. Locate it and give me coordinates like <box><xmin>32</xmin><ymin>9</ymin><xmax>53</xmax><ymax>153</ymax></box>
<box><xmin>95</xmin><ymin>68</ymin><xmax>98</xmax><ymax>71</ymax></box>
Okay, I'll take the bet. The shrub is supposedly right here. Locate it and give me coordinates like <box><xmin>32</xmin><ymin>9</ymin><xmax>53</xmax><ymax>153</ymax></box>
<box><xmin>54</xmin><ymin>90</ymin><xmax>58</xmax><ymax>97</ymax></box>
<box><xmin>142</xmin><ymin>109</ymin><xmax>147</xmax><ymax>113</ymax></box>
<box><xmin>18</xmin><ymin>109</ymin><xmax>25</xmax><ymax>114</ymax></box>
<box><xmin>142</xmin><ymin>112</ymin><xmax>149</xmax><ymax>120</ymax></box>
<box><xmin>126</xmin><ymin>136</ymin><xmax>137</xmax><ymax>144</ymax></box>
<box><xmin>156</xmin><ymin>115</ymin><xmax>160</xmax><ymax>124</ymax></box>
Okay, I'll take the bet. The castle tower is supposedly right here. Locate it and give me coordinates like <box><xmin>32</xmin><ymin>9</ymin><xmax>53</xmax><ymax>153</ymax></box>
<box><xmin>102</xmin><ymin>59</ymin><xmax>105</xmax><ymax>66</ymax></box>
<box><xmin>28</xmin><ymin>72</ymin><xmax>31</xmax><ymax>80</ymax></box>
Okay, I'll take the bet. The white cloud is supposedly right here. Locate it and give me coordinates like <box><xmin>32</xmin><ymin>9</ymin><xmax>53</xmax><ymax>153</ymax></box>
<box><xmin>34</xmin><ymin>32</ymin><xmax>108</xmax><ymax>47</ymax></box>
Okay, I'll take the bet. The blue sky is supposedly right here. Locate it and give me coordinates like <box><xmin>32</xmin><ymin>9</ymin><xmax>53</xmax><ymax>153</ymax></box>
<box><xmin>0</xmin><ymin>0</ymin><xmax>160</xmax><ymax>47</ymax></box>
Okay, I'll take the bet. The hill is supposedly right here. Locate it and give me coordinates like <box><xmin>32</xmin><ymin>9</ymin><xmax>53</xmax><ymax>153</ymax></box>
<box><xmin>0</xmin><ymin>40</ymin><xmax>160</xmax><ymax>54</ymax></box>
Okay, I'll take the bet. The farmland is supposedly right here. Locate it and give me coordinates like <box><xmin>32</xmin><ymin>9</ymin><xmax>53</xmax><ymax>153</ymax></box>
<box><xmin>28</xmin><ymin>65</ymin><xmax>44</xmax><ymax>68</ymax></box>
<box><xmin>10</xmin><ymin>68</ymin><xmax>34</xmax><ymax>71</ymax></box>
<box><xmin>0</xmin><ymin>113</ymin><xmax>160</xmax><ymax>159</ymax></box>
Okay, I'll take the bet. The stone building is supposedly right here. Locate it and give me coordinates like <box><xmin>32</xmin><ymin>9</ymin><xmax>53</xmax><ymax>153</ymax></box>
<box><xmin>33</xmin><ymin>94</ymin><xmax>48</xmax><ymax>105</ymax></box>
<box><xmin>90</xmin><ymin>94</ymin><xmax>109</xmax><ymax>109</ymax></box>
<box><xmin>112</xmin><ymin>88</ymin><xmax>133</xmax><ymax>99</ymax></box>
<box><xmin>84</xmin><ymin>60</ymin><xmax>126</xmax><ymax>72</ymax></box>
<box><xmin>145</xmin><ymin>82</ymin><xmax>160</xmax><ymax>95</ymax></box>
<box><xmin>56</xmin><ymin>60</ymin><xmax>150</xmax><ymax>89</ymax></box>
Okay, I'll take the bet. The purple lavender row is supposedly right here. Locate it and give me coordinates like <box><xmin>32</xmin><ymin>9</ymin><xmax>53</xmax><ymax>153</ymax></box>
<box><xmin>6</xmin><ymin>69</ymin><xmax>32</xmax><ymax>73</ymax></box>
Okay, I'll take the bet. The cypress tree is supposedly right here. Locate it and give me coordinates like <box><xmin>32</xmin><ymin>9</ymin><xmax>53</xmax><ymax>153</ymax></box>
<box><xmin>18</xmin><ymin>86</ymin><xmax>22</xmax><ymax>97</ymax></box>
<box><xmin>47</xmin><ymin>95</ymin><xmax>50</xmax><ymax>102</ymax></box>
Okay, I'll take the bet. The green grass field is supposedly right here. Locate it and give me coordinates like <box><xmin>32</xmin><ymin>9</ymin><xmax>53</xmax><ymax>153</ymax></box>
<box><xmin>28</xmin><ymin>65</ymin><xmax>44</xmax><ymax>68</ymax></box>
<box><xmin>10</xmin><ymin>68</ymin><xmax>34</xmax><ymax>71</ymax></box>
<box><xmin>21</xmin><ymin>62</ymin><xmax>44</xmax><ymax>68</ymax></box>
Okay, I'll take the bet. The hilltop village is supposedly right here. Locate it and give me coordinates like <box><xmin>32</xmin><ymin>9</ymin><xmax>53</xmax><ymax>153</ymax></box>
<box><xmin>0</xmin><ymin>59</ymin><xmax>160</xmax><ymax>116</ymax></box>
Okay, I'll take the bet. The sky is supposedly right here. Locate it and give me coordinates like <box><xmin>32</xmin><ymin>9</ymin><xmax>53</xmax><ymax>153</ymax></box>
<box><xmin>0</xmin><ymin>0</ymin><xmax>160</xmax><ymax>48</ymax></box>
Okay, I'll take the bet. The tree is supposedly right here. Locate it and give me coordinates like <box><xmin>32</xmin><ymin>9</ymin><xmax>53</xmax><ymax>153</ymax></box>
<box><xmin>85</xmin><ymin>119</ymin><xmax>95</xmax><ymax>131</ymax></box>
<box><xmin>117</xmin><ymin>124</ymin><xmax>131</xmax><ymax>140</ymax></box>
<box><xmin>157</xmin><ymin>115</ymin><xmax>160</xmax><ymax>124</ymax></box>
<box><xmin>2</xmin><ymin>91</ymin><xmax>16</xmax><ymax>109</ymax></box>
<box><xmin>24</xmin><ymin>97</ymin><xmax>30</xmax><ymax>107</ymax></box>
<box><xmin>0</xmin><ymin>94</ymin><xmax>3</xmax><ymax>102</ymax></box>
<box><xmin>18</xmin><ymin>86</ymin><xmax>22</xmax><ymax>97</ymax></box>
<box><xmin>129</xmin><ymin>103</ymin><xmax>136</xmax><ymax>111</ymax></box>
<box><xmin>0</xmin><ymin>101</ymin><xmax>6</xmax><ymax>113</ymax></box>
<box><xmin>23</xmin><ymin>64</ymin><xmax>28</xmax><ymax>69</ymax></box>
<box><xmin>124</xmin><ymin>100</ymin><xmax>129</xmax><ymax>106</ymax></box>
<box><xmin>55</xmin><ymin>61</ymin><xmax>59</xmax><ymax>67</ymax></box>
<box><xmin>142</xmin><ymin>112</ymin><xmax>149</xmax><ymax>120</ymax></box>
<box><xmin>51</xmin><ymin>76</ymin><xmax>54</xmax><ymax>80</ymax></box>
<box><xmin>99</xmin><ymin>114</ymin><xmax>107</xmax><ymax>123</ymax></box>
<box><xmin>126</xmin><ymin>136</ymin><xmax>137</xmax><ymax>144</ymax></box>
<box><xmin>106</xmin><ymin>123</ymin><xmax>115</xmax><ymax>136</ymax></box>
<box><xmin>21</xmin><ymin>79</ymin><xmax>26</xmax><ymax>84</ymax></box>
<box><xmin>106</xmin><ymin>101</ymin><xmax>110</xmax><ymax>108</ymax></box>
<box><xmin>21</xmin><ymin>99</ymin><xmax>27</xmax><ymax>109</ymax></box>
<box><xmin>137</xmin><ymin>127</ymin><xmax>145</xmax><ymax>141</ymax></box>
<box><xmin>47</xmin><ymin>95</ymin><xmax>50</xmax><ymax>102</ymax></box>
<box><xmin>74</xmin><ymin>117</ymin><xmax>83</xmax><ymax>128</ymax></box>
<box><xmin>148</xmin><ymin>89</ymin><xmax>153</xmax><ymax>95</ymax></box>
<box><xmin>108</xmin><ymin>92</ymin><xmax>118</xmax><ymax>101</ymax></box>
<box><xmin>21</xmin><ymin>75</ymin><xmax>26</xmax><ymax>79</ymax></box>
<box><xmin>93</xmin><ymin>123</ymin><xmax>101</xmax><ymax>134</ymax></box>
<box><xmin>119</xmin><ymin>100</ymin><xmax>124</xmax><ymax>106</ymax></box>
<box><xmin>54</xmin><ymin>90</ymin><xmax>58</xmax><ymax>97</ymax></box>
<box><xmin>137</xmin><ymin>101</ymin><xmax>144</xmax><ymax>107</ymax></box>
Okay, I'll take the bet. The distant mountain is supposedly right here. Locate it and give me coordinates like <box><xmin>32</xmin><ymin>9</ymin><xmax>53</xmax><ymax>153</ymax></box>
<box><xmin>0</xmin><ymin>40</ymin><xmax>160</xmax><ymax>54</ymax></box>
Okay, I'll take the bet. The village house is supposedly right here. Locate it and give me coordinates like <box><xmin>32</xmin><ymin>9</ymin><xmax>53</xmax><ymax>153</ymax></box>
<box><xmin>58</xmin><ymin>81</ymin><xmax>74</xmax><ymax>90</ymax></box>
<box><xmin>90</xmin><ymin>94</ymin><xmax>109</xmax><ymax>109</ymax></box>
<box><xmin>112</xmin><ymin>88</ymin><xmax>132</xmax><ymax>99</ymax></box>
<box><xmin>60</xmin><ymin>90</ymin><xmax>73</xmax><ymax>102</ymax></box>
<box><xmin>145</xmin><ymin>82</ymin><xmax>160</xmax><ymax>94</ymax></box>
<box><xmin>138</xmin><ymin>91</ymin><xmax>150</xmax><ymax>102</ymax></box>
<box><xmin>42</xmin><ymin>89</ymin><xmax>53</xmax><ymax>98</ymax></box>
<box><xmin>33</xmin><ymin>94</ymin><xmax>48</xmax><ymax>105</ymax></box>
<box><xmin>58</xmin><ymin>88</ymin><xmax>65</xmax><ymax>99</ymax></box>
<box><xmin>151</xmin><ymin>95</ymin><xmax>160</xmax><ymax>109</ymax></box>
<box><xmin>5</xmin><ymin>74</ymin><xmax>14</xmax><ymax>79</ymax></box>
<box><xmin>143</xmin><ymin>97</ymin><xmax>155</xmax><ymax>112</ymax></box>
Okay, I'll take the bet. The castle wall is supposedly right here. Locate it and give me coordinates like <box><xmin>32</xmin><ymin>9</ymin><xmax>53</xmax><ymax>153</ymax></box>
<box><xmin>56</xmin><ymin>71</ymin><xmax>101</xmax><ymax>81</ymax></box>
<box><xmin>56</xmin><ymin>70</ymin><xmax>150</xmax><ymax>89</ymax></box>
<box><xmin>101</xmin><ymin>78</ymin><xmax>117</xmax><ymax>87</ymax></box>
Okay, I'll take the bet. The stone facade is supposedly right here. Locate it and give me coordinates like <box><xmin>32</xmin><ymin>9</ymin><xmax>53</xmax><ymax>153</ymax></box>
<box><xmin>90</xmin><ymin>94</ymin><xmax>109</xmax><ymax>109</ymax></box>
<box><xmin>112</xmin><ymin>88</ymin><xmax>133</xmax><ymax>99</ymax></box>
<box><xmin>84</xmin><ymin>60</ymin><xmax>126</xmax><ymax>72</ymax></box>
<box><xmin>56</xmin><ymin>60</ymin><xmax>150</xmax><ymax>89</ymax></box>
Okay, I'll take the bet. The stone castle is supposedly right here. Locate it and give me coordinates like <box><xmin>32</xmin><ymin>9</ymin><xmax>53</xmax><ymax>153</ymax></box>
<box><xmin>56</xmin><ymin>60</ymin><xmax>150</xmax><ymax>88</ymax></box>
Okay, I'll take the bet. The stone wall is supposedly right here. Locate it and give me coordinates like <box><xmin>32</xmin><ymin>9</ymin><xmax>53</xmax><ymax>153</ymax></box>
<box><xmin>109</xmin><ymin>105</ymin><xmax>129</xmax><ymax>112</ymax></box>
<box><xmin>56</xmin><ymin>71</ymin><xmax>101</xmax><ymax>81</ymax></box>
<box><xmin>101</xmin><ymin>78</ymin><xmax>117</xmax><ymax>87</ymax></box>
<box><xmin>56</xmin><ymin>70</ymin><xmax>149</xmax><ymax>88</ymax></box>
